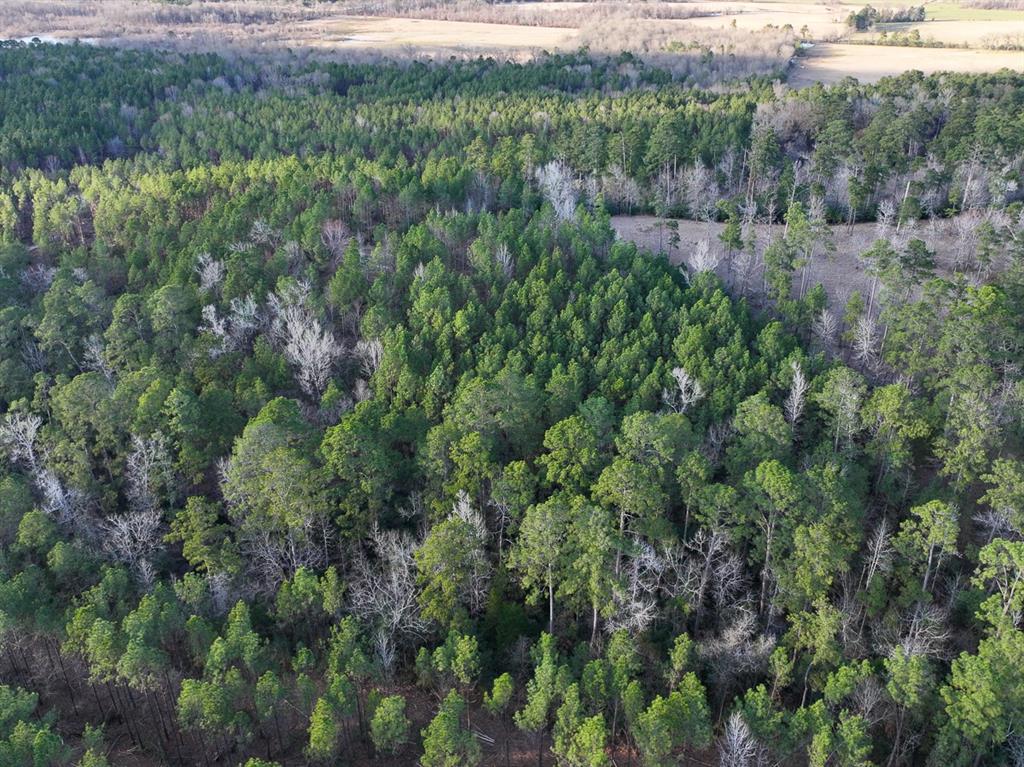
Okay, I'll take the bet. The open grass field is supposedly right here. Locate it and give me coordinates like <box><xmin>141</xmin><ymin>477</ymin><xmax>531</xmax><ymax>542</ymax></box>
<box><xmin>0</xmin><ymin>0</ymin><xmax>1021</xmax><ymax>84</ymax></box>
<box><xmin>852</xmin><ymin>20</ymin><xmax>1024</xmax><ymax>46</ymax></box>
<box><xmin>789</xmin><ymin>41</ymin><xmax>1023</xmax><ymax>85</ymax></box>
<box><xmin>680</xmin><ymin>2</ymin><xmax>850</xmax><ymax>39</ymax></box>
<box><xmin>926</xmin><ymin>1</ymin><xmax>1024</xmax><ymax>20</ymax></box>
<box><xmin>289</xmin><ymin>16</ymin><xmax>578</xmax><ymax>53</ymax></box>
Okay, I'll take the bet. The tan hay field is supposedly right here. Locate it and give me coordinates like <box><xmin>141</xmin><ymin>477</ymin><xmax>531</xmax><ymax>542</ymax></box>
<box><xmin>290</xmin><ymin>15</ymin><xmax>578</xmax><ymax>51</ymax></box>
<box><xmin>0</xmin><ymin>0</ymin><xmax>1021</xmax><ymax>84</ymax></box>
<box><xmin>852</xmin><ymin>19</ymin><xmax>1024</xmax><ymax>45</ymax></box>
<box><xmin>789</xmin><ymin>41</ymin><xmax>1024</xmax><ymax>85</ymax></box>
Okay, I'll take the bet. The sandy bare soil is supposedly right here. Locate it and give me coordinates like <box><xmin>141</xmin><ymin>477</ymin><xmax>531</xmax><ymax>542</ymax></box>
<box><xmin>611</xmin><ymin>214</ymin><xmax>977</xmax><ymax>311</ymax></box>
<box><xmin>789</xmin><ymin>42</ymin><xmax>1024</xmax><ymax>85</ymax></box>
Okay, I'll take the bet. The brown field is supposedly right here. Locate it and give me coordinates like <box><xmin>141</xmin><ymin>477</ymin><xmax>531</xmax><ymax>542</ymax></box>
<box><xmin>847</xmin><ymin>18</ymin><xmax>1024</xmax><ymax>46</ymax></box>
<box><xmin>665</xmin><ymin>1</ymin><xmax>851</xmax><ymax>39</ymax></box>
<box><xmin>853</xmin><ymin>19</ymin><xmax>1024</xmax><ymax>45</ymax></box>
<box><xmin>288</xmin><ymin>16</ymin><xmax>578</xmax><ymax>53</ymax></box>
<box><xmin>789</xmin><ymin>41</ymin><xmax>1024</xmax><ymax>85</ymax></box>
<box><xmin>0</xmin><ymin>0</ymin><xmax>1022</xmax><ymax>85</ymax></box>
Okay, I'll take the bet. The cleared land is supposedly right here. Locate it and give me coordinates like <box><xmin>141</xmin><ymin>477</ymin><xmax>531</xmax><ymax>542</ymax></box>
<box><xmin>288</xmin><ymin>16</ymin><xmax>578</xmax><ymax>53</ymax></box>
<box><xmin>611</xmin><ymin>214</ymin><xmax>981</xmax><ymax>311</ymax></box>
<box><xmin>851</xmin><ymin>20</ymin><xmax>1024</xmax><ymax>46</ymax></box>
<box><xmin>789</xmin><ymin>42</ymin><xmax>1023</xmax><ymax>85</ymax></box>
<box><xmin>663</xmin><ymin>1</ymin><xmax>850</xmax><ymax>39</ymax></box>
<box><xmin>926</xmin><ymin>1</ymin><xmax>1024</xmax><ymax>20</ymax></box>
<box><xmin>0</xmin><ymin>0</ymin><xmax>1022</xmax><ymax>84</ymax></box>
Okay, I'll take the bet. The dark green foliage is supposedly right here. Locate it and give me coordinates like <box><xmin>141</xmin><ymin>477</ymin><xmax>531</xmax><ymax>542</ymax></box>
<box><xmin>0</xmin><ymin>40</ymin><xmax>1022</xmax><ymax>767</ymax></box>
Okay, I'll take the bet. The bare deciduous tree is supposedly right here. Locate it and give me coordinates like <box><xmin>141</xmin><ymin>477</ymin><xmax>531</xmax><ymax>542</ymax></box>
<box><xmin>268</xmin><ymin>281</ymin><xmax>344</xmax><ymax>399</ymax></box>
<box><xmin>955</xmin><ymin>145</ymin><xmax>992</xmax><ymax>211</ymax></box>
<box><xmin>812</xmin><ymin>309</ymin><xmax>839</xmax><ymax>354</ymax></box>
<box><xmin>125</xmin><ymin>433</ymin><xmax>176</xmax><ymax>515</ymax></box>
<box><xmin>249</xmin><ymin>219</ymin><xmax>278</xmax><ymax>248</ymax></box>
<box><xmin>102</xmin><ymin>509</ymin><xmax>164</xmax><ymax>586</ymax></box>
<box><xmin>690</xmin><ymin>238</ymin><xmax>722</xmax><ymax>275</ymax></box>
<box><xmin>36</xmin><ymin>468</ymin><xmax>91</xmax><ymax>530</ymax></box>
<box><xmin>1008</xmin><ymin>735</ymin><xmax>1024</xmax><ymax>767</ymax></box>
<box><xmin>652</xmin><ymin>165</ymin><xmax>682</xmax><ymax>220</ymax></box>
<box><xmin>876</xmin><ymin>198</ymin><xmax>898</xmax><ymax>241</ymax></box>
<box><xmin>21</xmin><ymin>340</ymin><xmax>46</xmax><ymax>373</ymax></box>
<box><xmin>0</xmin><ymin>411</ymin><xmax>42</xmax><ymax>471</ymax></box>
<box><xmin>195</xmin><ymin>252</ymin><xmax>226</xmax><ymax>294</ymax></box>
<box><xmin>861</xmin><ymin>519</ymin><xmax>893</xmax><ymax>591</ymax></box>
<box><xmin>21</xmin><ymin>264</ymin><xmax>57</xmax><ymax>294</ymax></box>
<box><xmin>718</xmin><ymin>712</ymin><xmax>765</xmax><ymax>767</ymax></box>
<box><xmin>684</xmin><ymin>163</ymin><xmax>720</xmax><ymax>223</ymax></box>
<box><xmin>535</xmin><ymin>160</ymin><xmax>577</xmax><ymax>222</ymax></box>
<box><xmin>784</xmin><ymin>360</ymin><xmax>808</xmax><ymax>426</ymax></box>
<box><xmin>247</xmin><ymin>516</ymin><xmax>331</xmax><ymax>592</ymax></box>
<box><xmin>973</xmin><ymin>507</ymin><xmax>1017</xmax><ymax>544</ymax></box>
<box><xmin>353</xmin><ymin>378</ymin><xmax>372</xmax><ymax>403</ymax></box>
<box><xmin>321</xmin><ymin>219</ymin><xmax>351</xmax><ymax>263</ymax></box>
<box><xmin>663</xmin><ymin>367</ymin><xmax>705</xmax><ymax>414</ymax></box>
<box><xmin>600</xmin><ymin>165</ymin><xmax>642</xmax><ymax>214</ymax></box>
<box><xmin>606</xmin><ymin>541</ymin><xmax>694</xmax><ymax>636</ymax></box>
<box><xmin>852</xmin><ymin>675</ymin><xmax>888</xmax><ymax>727</ymax></box>
<box><xmin>82</xmin><ymin>335</ymin><xmax>114</xmax><ymax>382</ymax></box>
<box><xmin>450</xmin><ymin>491</ymin><xmax>492</xmax><ymax>612</ymax></box>
<box><xmin>853</xmin><ymin>315</ymin><xmax>880</xmax><ymax>368</ymax></box>
<box><xmin>201</xmin><ymin>294</ymin><xmax>261</xmax><ymax>358</ymax></box>
<box><xmin>2</xmin><ymin>413</ymin><xmax>99</xmax><ymax>537</ymax></box>
<box><xmin>685</xmin><ymin>527</ymin><xmax>746</xmax><ymax>634</ymax></box>
<box><xmin>699</xmin><ymin>605</ymin><xmax>775</xmax><ymax>703</ymax></box>
<box><xmin>354</xmin><ymin>337</ymin><xmax>384</xmax><ymax>379</ymax></box>
<box><xmin>877</xmin><ymin>603</ymin><xmax>951</xmax><ymax>660</ymax></box>
<box><xmin>495</xmin><ymin>241</ymin><xmax>515</xmax><ymax>279</ymax></box>
<box><xmin>348</xmin><ymin>527</ymin><xmax>428</xmax><ymax>673</ymax></box>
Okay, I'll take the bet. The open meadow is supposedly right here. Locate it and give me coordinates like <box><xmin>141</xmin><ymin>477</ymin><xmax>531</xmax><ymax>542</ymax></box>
<box><xmin>789</xmin><ymin>41</ymin><xmax>1024</xmax><ymax>84</ymax></box>
<box><xmin>286</xmin><ymin>15</ymin><xmax>579</xmax><ymax>53</ymax></box>
<box><xmin>1</xmin><ymin>0</ymin><xmax>1021</xmax><ymax>85</ymax></box>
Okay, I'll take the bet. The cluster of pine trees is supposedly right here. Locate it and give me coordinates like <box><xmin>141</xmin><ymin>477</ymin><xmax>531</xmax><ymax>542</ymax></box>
<box><xmin>0</xmin><ymin>39</ymin><xmax>1023</xmax><ymax>766</ymax></box>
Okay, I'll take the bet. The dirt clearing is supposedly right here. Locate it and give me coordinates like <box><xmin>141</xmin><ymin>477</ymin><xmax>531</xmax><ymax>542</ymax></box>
<box><xmin>611</xmin><ymin>214</ymin><xmax>982</xmax><ymax>312</ymax></box>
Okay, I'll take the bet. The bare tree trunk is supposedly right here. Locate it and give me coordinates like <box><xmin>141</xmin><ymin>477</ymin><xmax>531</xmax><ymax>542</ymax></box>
<box><xmin>887</xmin><ymin>707</ymin><xmax>905</xmax><ymax>767</ymax></box>
<box><xmin>548</xmin><ymin>572</ymin><xmax>555</xmax><ymax>636</ymax></box>
<box><xmin>922</xmin><ymin>543</ymin><xmax>935</xmax><ymax>593</ymax></box>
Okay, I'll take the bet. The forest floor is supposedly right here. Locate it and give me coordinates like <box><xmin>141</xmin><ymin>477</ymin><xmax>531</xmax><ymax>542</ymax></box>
<box><xmin>611</xmin><ymin>214</ymin><xmax>976</xmax><ymax>312</ymax></box>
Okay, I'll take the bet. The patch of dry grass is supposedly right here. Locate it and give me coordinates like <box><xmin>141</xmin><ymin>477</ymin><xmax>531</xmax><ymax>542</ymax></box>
<box><xmin>0</xmin><ymin>0</ymin><xmax>1020</xmax><ymax>86</ymax></box>
<box><xmin>340</xmin><ymin>0</ymin><xmax>721</xmax><ymax>26</ymax></box>
<box><xmin>292</xmin><ymin>15</ymin><xmax>578</xmax><ymax>52</ymax></box>
<box><xmin>0</xmin><ymin>0</ymin><xmax>799</xmax><ymax>83</ymax></box>
<box><xmin>789</xmin><ymin>41</ymin><xmax>1023</xmax><ymax>85</ymax></box>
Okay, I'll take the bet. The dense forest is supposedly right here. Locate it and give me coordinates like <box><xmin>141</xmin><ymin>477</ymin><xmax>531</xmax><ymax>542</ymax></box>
<box><xmin>0</xmin><ymin>39</ymin><xmax>1023</xmax><ymax>766</ymax></box>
